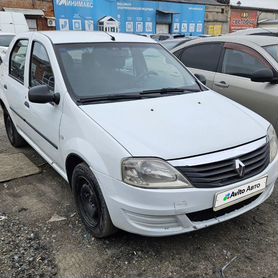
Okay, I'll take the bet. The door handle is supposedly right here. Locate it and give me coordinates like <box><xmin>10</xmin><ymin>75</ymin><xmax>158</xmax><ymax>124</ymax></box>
<box><xmin>24</xmin><ymin>101</ymin><xmax>30</xmax><ymax>108</ymax></box>
<box><xmin>214</xmin><ymin>81</ymin><xmax>229</xmax><ymax>88</ymax></box>
<box><xmin>3</xmin><ymin>84</ymin><xmax>7</xmax><ymax>89</ymax></box>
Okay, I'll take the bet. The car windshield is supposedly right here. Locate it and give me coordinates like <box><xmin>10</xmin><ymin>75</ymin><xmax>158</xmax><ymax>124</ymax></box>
<box><xmin>55</xmin><ymin>42</ymin><xmax>200</xmax><ymax>100</ymax></box>
<box><xmin>0</xmin><ymin>35</ymin><xmax>15</xmax><ymax>47</ymax></box>
<box><xmin>263</xmin><ymin>44</ymin><xmax>278</xmax><ymax>63</ymax></box>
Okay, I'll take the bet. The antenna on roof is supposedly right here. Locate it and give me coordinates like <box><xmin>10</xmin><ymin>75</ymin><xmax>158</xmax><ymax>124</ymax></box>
<box><xmin>105</xmin><ymin>32</ymin><xmax>115</xmax><ymax>41</ymax></box>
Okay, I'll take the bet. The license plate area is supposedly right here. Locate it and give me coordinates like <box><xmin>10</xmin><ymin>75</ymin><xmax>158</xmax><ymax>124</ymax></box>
<box><xmin>213</xmin><ymin>176</ymin><xmax>267</xmax><ymax>211</ymax></box>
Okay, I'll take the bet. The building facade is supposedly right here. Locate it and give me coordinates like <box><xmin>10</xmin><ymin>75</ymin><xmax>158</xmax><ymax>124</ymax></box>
<box><xmin>204</xmin><ymin>3</ymin><xmax>229</xmax><ymax>35</ymax></box>
<box><xmin>0</xmin><ymin>0</ymin><xmax>55</xmax><ymax>31</ymax></box>
<box><xmin>230</xmin><ymin>0</ymin><xmax>278</xmax><ymax>31</ymax></box>
<box><xmin>53</xmin><ymin>0</ymin><xmax>207</xmax><ymax>35</ymax></box>
<box><xmin>2</xmin><ymin>0</ymin><xmax>276</xmax><ymax>35</ymax></box>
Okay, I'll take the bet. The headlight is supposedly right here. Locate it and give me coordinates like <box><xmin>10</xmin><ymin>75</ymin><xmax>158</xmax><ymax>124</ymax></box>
<box><xmin>267</xmin><ymin>125</ymin><xmax>278</xmax><ymax>163</ymax></box>
<box><xmin>122</xmin><ymin>158</ymin><xmax>192</xmax><ymax>189</ymax></box>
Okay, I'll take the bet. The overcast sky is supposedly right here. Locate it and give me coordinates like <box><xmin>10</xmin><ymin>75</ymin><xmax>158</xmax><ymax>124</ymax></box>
<box><xmin>230</xmin><ymin>0</ymin><xmax>278</xmax><ymax>10</ymax></box>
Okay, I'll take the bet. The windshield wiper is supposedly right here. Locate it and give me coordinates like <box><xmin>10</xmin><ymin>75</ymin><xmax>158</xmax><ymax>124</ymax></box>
<box><xmin>140</xmin><ymin>87</ymin><xmax>200</xmax><ymax>95</ymax></box>
<box><xmin>77</xmin><ymin>93</ymin><xmax>143</xmax><ymax>104</ymax></box>
<box><xmin>77</xmin><ymin>88</ymin><xmax>201</xmax><ymax>104</ymax></box>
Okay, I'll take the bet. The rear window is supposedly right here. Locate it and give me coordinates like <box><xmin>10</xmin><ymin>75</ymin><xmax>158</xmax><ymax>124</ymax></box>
<box><xmin>263</xmin><ymin>44</ymin><xmax>278</xmax><ymax>63</ymax></box>
<box><xmin>0</xmin><ymin>35</ymin><xmax>15</xmax><ymax>47</ymax></box>
<box><xmin>180</xmin><ymin>43</ymin><xmax>223</xmax><ymax>72</ymax></box>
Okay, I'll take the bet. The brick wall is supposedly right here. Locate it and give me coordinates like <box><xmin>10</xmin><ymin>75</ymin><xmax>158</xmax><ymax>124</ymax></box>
<box><xmin>0</xmin><ymin>0</ymin><xmax>55</xmax><ymax>30</ymax></box>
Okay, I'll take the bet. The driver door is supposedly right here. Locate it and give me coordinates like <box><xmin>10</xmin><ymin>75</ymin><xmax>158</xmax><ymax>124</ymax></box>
<box><xmin>23</xmin><ymin>35</ymin><xmax>64</xmax><ymax>169</ymax></box>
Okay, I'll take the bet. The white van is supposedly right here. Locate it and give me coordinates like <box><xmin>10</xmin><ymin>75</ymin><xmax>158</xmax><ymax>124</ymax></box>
<box><xmin>0</xmin><ymin>12</ymin><xmax>29</xmax><ymax>59</ymax></box>
<box><xmin>0</xmin><ymin>12</ymin><xmax>29</xmax><ymax>33</ymax></box>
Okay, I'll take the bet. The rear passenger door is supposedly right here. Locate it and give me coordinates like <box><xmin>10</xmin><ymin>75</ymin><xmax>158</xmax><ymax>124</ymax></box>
<box><xmin>213</xmin><ymin>43</ymin><xmax>278</xmax><ymax>126</ymax></box>
<box><xmin>175</xmin><ymin>42</ymin><xmax>223</xmax><ymax>88</ymax></box>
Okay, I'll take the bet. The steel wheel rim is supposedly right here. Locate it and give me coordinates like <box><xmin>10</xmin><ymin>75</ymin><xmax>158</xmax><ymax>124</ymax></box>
<box><xmin>77</xmin><ymin>177</ymin><xmax>100</xmax><ymax>228</ymax></box>
<box><xmin>6</xmin><ymin>115</ymin><xmax>14</xmax><ymax>143</ymax></box>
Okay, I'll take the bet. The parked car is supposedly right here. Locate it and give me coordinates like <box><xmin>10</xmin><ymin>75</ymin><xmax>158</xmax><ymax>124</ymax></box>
<box><xmin>0</xmin><ymin>32</ymin><xmax>15</xmax><ymax>59</ymax></box>
<box><xmin>172</xmin><ymin>35</ymin><xmax>278</xmax><ymax>132</ymax></box>
<box><xmin>1</xmin><ymin>31</ymin><xmax>278</xmax><ymax>238</ymax></box>
<box><xmin>151</xmin><ymin>33</ymin><xmax>186</xmax><ymax>41</ymax></box>
<box><xmin>228</xmin><ymin>28</ymin><xmax>278</xmax><ymax>37</ymax></box>
<box><xmin>160</xmin><ymin>37</ymin><xmax>196</xmax><ymax>50</ymax></box>
<box><xmin>137</xmin><ymin>34</ymin><xmax>153</xmax><ymax>38</ymax></box>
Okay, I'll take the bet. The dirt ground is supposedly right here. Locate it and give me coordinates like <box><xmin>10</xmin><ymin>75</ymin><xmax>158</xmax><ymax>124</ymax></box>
<box><xmin>0</xmin><ymin>109</ymin><xmax>278</xmax><ymax>278</ymax></box>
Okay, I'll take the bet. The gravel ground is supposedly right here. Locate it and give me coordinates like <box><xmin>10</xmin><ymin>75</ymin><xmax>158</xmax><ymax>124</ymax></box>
<box><xmin>0</xmin><ymin>215</ymin><xmax>57</xmax><ymax>278</ymax></box>
<box><xmin>0</xmin><ymin>109</ymin><xmax>278</xmax><ymax>278</ymax></box>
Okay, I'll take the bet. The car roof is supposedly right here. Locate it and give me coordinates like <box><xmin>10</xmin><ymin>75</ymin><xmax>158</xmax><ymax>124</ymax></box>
<box><xmin>32</xmin><ymin>31</ymin><xmax>156</xmax><ymax>44</ymax></box>
<box><xmin>227</xmin><ymin>28</ymin><xmax>278</xmax><ymax>36</ymax></box>
<box><xmin>0</xmin><ymin>32</ymin><xmax>15</xmax><ymax>36</ymax></box>
<box><xmin>161</xmin><ymin>37</ymin><xmax>194</xmax><ymax>43</ymax></box>
<box><xmin>175</xmin><ymin>35</ymin><xmax>278</xmax><ymax>49</ymax></box>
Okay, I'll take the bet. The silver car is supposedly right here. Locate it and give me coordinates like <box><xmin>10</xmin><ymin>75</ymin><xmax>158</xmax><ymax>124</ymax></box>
<box><xmin>172</xmin><ymin>36</ymin><xmax>278</xmax><ymax>131</ymax></box>
<box><xmin>227</xmin><ymin>28</ymin><xmax>278</xmax><ymax>37</ymax></box>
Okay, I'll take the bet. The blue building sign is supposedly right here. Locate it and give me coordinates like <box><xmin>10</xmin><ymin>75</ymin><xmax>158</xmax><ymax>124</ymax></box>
<box><xmin>54</xmin><ymin>0</ymin><xmax>205</xmax><ymax>35</ymax></box>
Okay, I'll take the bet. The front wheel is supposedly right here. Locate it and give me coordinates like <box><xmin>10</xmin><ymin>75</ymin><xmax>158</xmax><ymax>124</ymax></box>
<box><xmin>3</xmin><ymin>110</ymin><xmax>26</xmax><ymax>147</ymax></box>
<box><xmin>72</xmin><ymin>163</ymin><xmax>117</xmax><ymax>238</ymax></box>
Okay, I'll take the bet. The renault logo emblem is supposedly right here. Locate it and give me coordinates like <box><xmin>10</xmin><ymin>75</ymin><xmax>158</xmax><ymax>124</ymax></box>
<box><xmin>235</xmin><ymin>159</ymin><xmax>245</xmax><ymax>177</ymax></box>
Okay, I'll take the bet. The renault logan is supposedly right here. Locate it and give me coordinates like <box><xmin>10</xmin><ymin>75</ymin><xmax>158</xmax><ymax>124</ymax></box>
<box><xmin>0</xmin><ymin>31</ymin><xmax>278</xmax><ymax>238</ymax></box>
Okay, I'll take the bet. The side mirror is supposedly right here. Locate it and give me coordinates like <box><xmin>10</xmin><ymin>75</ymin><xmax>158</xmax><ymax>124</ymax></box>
<box><xmin>251</xmin><ymin>69</ymin><xmax>274</xmax><ymax>83</ymax></box>
<box><xmin>0</xmin><ymin>56</ymin><xmax>3</xmax><ymax>65</ymax></box>
<box><xmin>28</xmin><ymin>85</ymin><xmax>60</xmax><ymax>105</ymax></box>
<box><xmin>194</xmin><ymin>73</ymin><xmax>206</xmax><ymax>85</ymax></box>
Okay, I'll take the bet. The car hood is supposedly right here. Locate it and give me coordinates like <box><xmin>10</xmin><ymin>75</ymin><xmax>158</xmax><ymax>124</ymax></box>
<box><xmin>80</xmin><ymin>91</ymin><xmax>269</xmax><ymax>160</ymax></box>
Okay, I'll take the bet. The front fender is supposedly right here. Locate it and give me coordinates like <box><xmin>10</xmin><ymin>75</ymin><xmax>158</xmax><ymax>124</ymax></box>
<box><xmin>60</xmin><ymin>95</ymin><xmax>130</xmax><ymax>180</ymax></box>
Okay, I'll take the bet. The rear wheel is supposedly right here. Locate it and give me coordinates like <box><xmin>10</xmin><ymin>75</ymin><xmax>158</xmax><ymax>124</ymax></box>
<box><xmin>3</xmin><ymin>109</ymin><xmax>26</xmax><ymax>147</ymax></box>
<box><xmin>72</xmin><ymin>163</ymin><xmax>117</xmax><ymax>238</ymax></box>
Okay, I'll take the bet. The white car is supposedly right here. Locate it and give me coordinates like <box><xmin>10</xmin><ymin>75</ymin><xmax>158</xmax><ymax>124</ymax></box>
<box><xmin>0</xmin><ymin>31</ymin><xmax>278</xmax><ymax>238</ymax></box>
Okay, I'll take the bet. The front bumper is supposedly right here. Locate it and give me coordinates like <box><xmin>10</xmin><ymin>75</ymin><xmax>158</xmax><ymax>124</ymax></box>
<box><xmin>95</xmin><ymin>153</ymin><xmax>278</xmax><ymax>237</ymax></box>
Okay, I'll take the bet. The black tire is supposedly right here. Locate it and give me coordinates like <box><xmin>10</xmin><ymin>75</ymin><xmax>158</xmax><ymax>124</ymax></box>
<box><xmin>3</xmin><ymin>109</ymin><xmax>26</xmax><ymax>147</ymax></box>
<box><xmin>72</xmin><ymin>162</ymin><xmax>117</xmax><ymax>238</ymax></box>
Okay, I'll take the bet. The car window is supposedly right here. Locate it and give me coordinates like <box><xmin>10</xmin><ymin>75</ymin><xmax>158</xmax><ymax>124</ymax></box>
<box><xmin>55</xmin><ymin>42</ymin><xmax>200</xmax><ymax>98</ymax></box>
<box><xmin>222</xmin><ymin>48</ymin><xmax>269</xmax><ymax>78</ymax></box>
<box><xmin>9</xmin><ymin>39</ymin><xmax>28</xmax><ymax>83</ymax></box>
<box><xmin>159</xmin><ymin>35</ymin><xmax>170</xmax><ymax>41</ymax></box>
<box><xmin>0</xmin><ymin>35</ymin><xmax>15</xmax><ymax>47</ymax></box>
<box><xmin>30</xmin><ymin>42</ymin><xmax>55</xmax><ymax>92</ymax></box>
<box><xmin>263</xmin><ymin>44</ymin><xmax>278</xmax><ymax>63</ymax></box>
<box><xmin>250</xmin><ymin>32</ymin><xmax>278</xmax><ymax>37</ymax></box>
<box><xmin>180</xmin><ymin>43</ymin><xmax>223</xmax><ymax>71</ymax></box>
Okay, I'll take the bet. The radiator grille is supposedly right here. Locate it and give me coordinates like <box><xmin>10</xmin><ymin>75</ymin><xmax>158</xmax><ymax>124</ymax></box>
<box><xmin>176</xmin><ymin>143</ymin><xmax>269</xmax><ymax>188</ymax></box>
